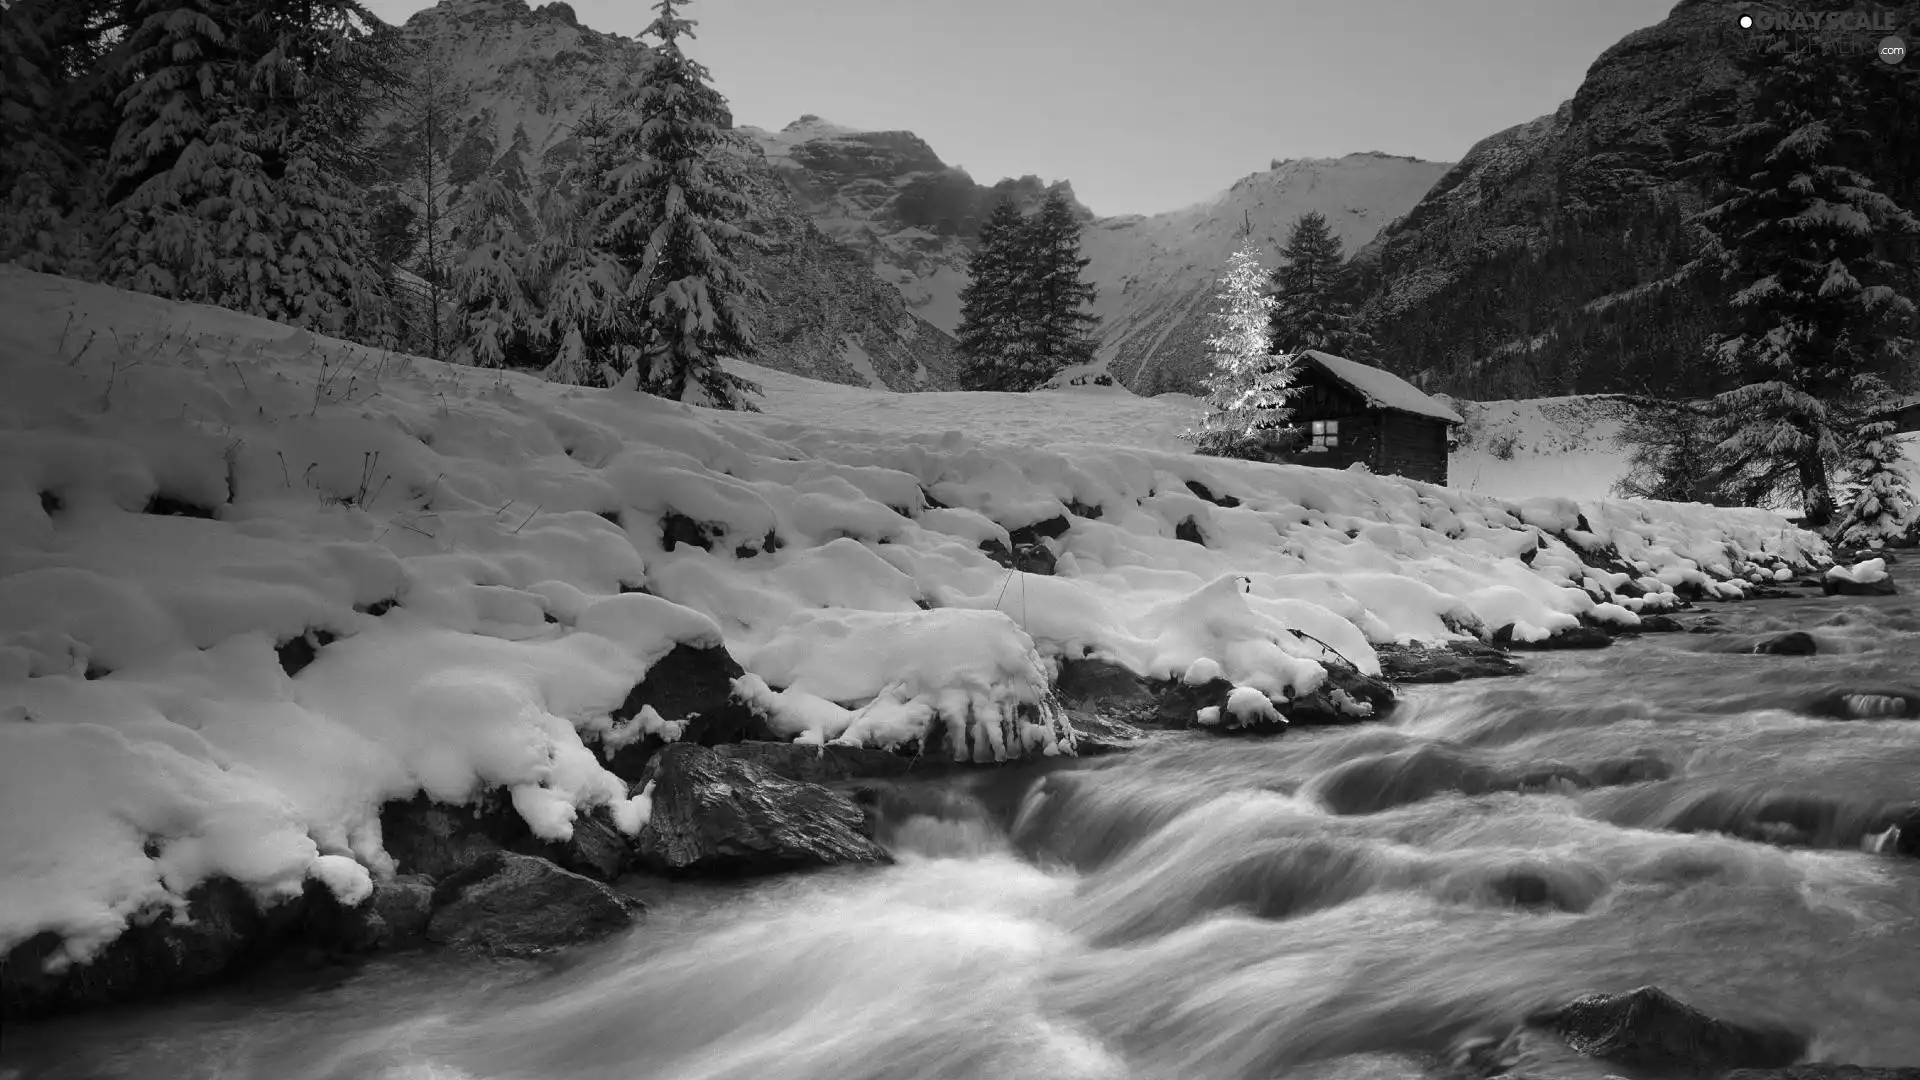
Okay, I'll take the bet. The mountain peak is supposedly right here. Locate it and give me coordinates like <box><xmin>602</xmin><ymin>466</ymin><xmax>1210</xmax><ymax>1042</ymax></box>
<box><xmin>781</xmin><ymin>115</ymin><xmax>866</xmax><ymax>138</ymax></box>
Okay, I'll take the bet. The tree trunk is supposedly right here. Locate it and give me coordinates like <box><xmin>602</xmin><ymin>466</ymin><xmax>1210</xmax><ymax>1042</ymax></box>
<box><xmin>1798</xmin><ymin>450</ymin><xmax>1834</xmax><ymax>527</ymax></box>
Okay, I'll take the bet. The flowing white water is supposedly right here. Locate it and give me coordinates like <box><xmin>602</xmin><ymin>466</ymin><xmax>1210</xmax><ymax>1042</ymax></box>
<box><xmin>9</xmin><ymin>568</ymin><xmax>1920</xmax><ymax>1080</ymax></box>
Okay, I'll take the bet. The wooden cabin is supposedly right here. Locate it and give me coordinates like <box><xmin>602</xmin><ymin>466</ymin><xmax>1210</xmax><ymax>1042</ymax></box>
<box><xmin>1285</xmin><ymin>350</ymin><xmax>1463</xmax><ymax>485</ymax></box>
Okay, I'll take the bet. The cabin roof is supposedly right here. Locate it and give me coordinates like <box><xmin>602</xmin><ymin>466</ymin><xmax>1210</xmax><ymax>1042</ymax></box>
<box><xmin>1296</xmin><ymin>350</ymin><xmax>1464</xmax><ymax>425</ymax></box>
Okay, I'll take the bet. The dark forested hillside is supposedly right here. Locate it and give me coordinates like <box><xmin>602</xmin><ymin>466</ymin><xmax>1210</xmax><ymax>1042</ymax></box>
<box><xmin>1352</xmin><ymin>0</ymin><xmax>1920</xmax><ymax>400</ymax></box>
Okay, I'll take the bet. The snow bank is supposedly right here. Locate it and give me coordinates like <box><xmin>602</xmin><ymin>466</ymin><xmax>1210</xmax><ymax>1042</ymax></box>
<box><xmin>1447</xmin><ymin>395</ymin><xmax>1637</xmax><ymax>502</ymax></box>
<box><xmin>0</xmin><ymin>267</ymin><xmax>1828</xmax><ymax>964</ymax></box>
<box><xmin>1827</xmin><ymin>558</ymin><xmax>1889</xmax><ymax>585</ymax></box>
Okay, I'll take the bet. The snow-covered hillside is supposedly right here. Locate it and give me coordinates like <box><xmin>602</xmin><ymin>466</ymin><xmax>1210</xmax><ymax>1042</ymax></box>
<box><xmin>1446</xmin><ymin>396</ymin><xmax>1638</xmax><ymax>502</ymax></box>
<box><xmin>0</xmin><ymin>267</ymin><xmax>1828</xmax><ymax>969</ymax></box>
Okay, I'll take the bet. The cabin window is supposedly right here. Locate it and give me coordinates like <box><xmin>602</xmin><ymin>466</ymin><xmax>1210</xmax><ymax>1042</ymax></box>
<box><xmin>1310</xmin><ymin>419</ymin><xmax>1339</xmax><ymax>450</ymax></box>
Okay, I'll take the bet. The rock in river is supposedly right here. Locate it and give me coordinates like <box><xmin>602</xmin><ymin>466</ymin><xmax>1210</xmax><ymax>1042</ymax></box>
<box><xmin>424</xmin><ymin>851</ymin><xmax>642</xmax><ymax>957</ymax></box>
<box><xmin>635</xmin><ymin>743</ymin><xmax>893</xmax><ymax>875</ymax></box>
<box><xmin>1532</xmin><ymin>985</ymin><xmax>1808</xmax><ymax>1073</ymax></box>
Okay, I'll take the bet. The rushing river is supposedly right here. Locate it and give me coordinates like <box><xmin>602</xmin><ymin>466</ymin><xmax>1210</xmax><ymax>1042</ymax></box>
<box><xmin>8</xmin><ymin>565</ymin><xmax>1920</xmax><ymax>1080</ymax></box>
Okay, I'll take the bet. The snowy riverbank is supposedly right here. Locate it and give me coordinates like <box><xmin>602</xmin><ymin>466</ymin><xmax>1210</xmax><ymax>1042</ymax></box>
<box><xmin>0</xmin><ymin>267</ymin><xmax>1830</xmax><ymax>1009</ymax></box>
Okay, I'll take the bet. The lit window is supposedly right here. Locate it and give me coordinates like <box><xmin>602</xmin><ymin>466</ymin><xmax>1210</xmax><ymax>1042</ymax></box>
<box><xmin>1311</xmin><ymin>420</ymin><xmax>1339</xmax><ymax>450</ymax></box>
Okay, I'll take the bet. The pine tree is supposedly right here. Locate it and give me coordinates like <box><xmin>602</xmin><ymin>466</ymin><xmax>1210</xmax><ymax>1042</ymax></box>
<box><xmin>0</xmin><ymin>0</ymin><xmax>112</xmax><ymax>274</ymax></box>
<box><xmin>956</xmin><ymin>198</ymin><xmax>1031</xmax><ymax>390</ymax></box>
<box><xmin>1833</xmin><ymin>416</ymin><xmax>1916</xmax><ymax>546</ymax></box>
<box><xmin>530</xmin><ymin>176</ymin><xmax>632</xmax><ymax>385</ymax></box>
<box><xmin>595</xmin><ymin>0</ymin><xmax>763</xmax><ymax>408</ymax></box>
<box><xmin>98</xmin><ymin>0</ymin><xmax>247</xmax><ymax>303</ymax></box>
<box><xmin>392</xmin><ymin>61</ymin><xmax>466</xmax><ymax>359</ymax></box>
<box><xmin>1612</xmin><ymin>397</ymin><xmax>1729</xmax><ymax>503</ymax></box>
<box><xmin>450</xmin><ymin>174</ymin><xmax>540</xmax><ymax>368</ymax></box>
<box><xmin>1182</xmin><ymin>244</ymin><xmax>1299</xmax><ymax>459</ymax></box>
<box><xmin>1697</xmin><ymin>37</ymin><xmax>1919</xmax><ymax>525</ymax></box>
<box><xmin>1024</xmin><ymin>188</ymin><xmax>1099</xmax><ymax>378</ymax></box>
<box><xmin>97</xmin><ymin>0</ymin><xmax>396</xmax><ymax>345</ymax></box>
<box><xmin>1268</xmin><ymin>211</ymin><xmax>1369</xmax><ymax>357</ymax></box>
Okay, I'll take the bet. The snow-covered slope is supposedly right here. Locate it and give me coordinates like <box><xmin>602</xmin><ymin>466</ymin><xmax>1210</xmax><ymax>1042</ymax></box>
<box><xmin>1446</xmin><ymin>396</ymin><xmax>1639</xmax><ymax>502</ymax></box>
<box><xmin>372</xmin><ymin>0</ymin><xmax>962</xmax><ymax>391</ymax></box>
<box><xmin>0</xmin><ymin>267</ymin><xmax>1827</xmax><ymax>967</ymax></box>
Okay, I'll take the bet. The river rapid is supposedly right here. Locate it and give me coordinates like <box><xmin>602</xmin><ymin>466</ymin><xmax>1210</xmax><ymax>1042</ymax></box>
<box><xmin>8</xmin><ymin>566</ymin><xmax>1920</xmax><ymax>1080</ymax></box>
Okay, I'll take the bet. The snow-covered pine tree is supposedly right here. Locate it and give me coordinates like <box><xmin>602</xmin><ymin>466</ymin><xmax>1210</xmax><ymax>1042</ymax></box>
<box><xmin>451</xmin><ymin>174</ymin><xmax>541</xmax><ymax>369</ymax></box>
<box><xmin>1024</xmin><ymin>188</ymin><xmax>1099</xmax><ymax>381</ymax></box>
<box><xmin>1833</xmin><ymin>415</ymin><xmax>1916</xmax><ymax>546</ymax></box>
<box><xmin>1182</xmin><ymin>244</ymin><xmax>1299</xmax><ymax>459</ymax></box>
<box><xmin>1268</xmin><ymin>211</ymin><xmax>1369</xmax><ymax>357</ymax></box>
<box><xmin>99</xmin><ymin>0</ymin><xmax>396</xmax><ymax>344</ymax></box>
<box><xmin>98</xmin><ymin>0</ymin><xmax>248</xmax><ymax>303</ymax></box>
<box><xmin>956</xmin><ymin>198</ymin><xmax>1032</xmax><ymax>390</ymax></box>
<box><xmin>531</xmin><ymin>175</ymin><xmax>633</xmax><ymax>386</ymax></box>
<box><xmin>229</xmin><ymin>0</ymin><xmax>396</xmax><ymax>344</ymax></box>
<box><xmin>1697</xmin><ymin>36</ymin><xmax>1919</xmax><ymax>525</ymax></box>
<box><xmin>594</xmin><ymin>0</ymin><xmax>763</xmax><ymax>408</ymax></box>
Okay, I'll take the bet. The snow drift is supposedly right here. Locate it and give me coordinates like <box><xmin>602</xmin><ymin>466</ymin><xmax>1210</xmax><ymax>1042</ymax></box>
<box><xmin>0</xmin><ymin>266</ymin><xmax>1826</xmax><ymax>967</ymax></box>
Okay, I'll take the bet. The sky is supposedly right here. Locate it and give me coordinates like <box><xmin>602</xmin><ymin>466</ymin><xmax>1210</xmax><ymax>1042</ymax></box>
<box><xmin>361</xmin><ymin>0</ymin><xmax>1681</xmax><ymax>217</ymax></box>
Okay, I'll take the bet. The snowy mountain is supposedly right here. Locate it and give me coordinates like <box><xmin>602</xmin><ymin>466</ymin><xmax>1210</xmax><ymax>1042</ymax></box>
<box><xmin>1351</xmin><ymin>0</ymin><xmax>1920</xmax><ymax>399</ymax></box>
<box><xmin>739</xmin><ymin>116</ymin><xmax>1091</xmax><ymax>338</ymax></box>
<box><xmin>742</xmin><ymin>117</ymin><xmax>1450</xmax><ymax>395</ymax></box>
<box><xmin>373</xmin><ymin>0</ymin><xmax>962</xmax><ymax>391</ymax></box>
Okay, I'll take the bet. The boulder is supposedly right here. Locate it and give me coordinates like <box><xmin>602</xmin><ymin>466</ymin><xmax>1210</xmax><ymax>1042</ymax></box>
<box><xmin>1531</xmin><ymin>985</ymin><xmax>1807</xmax><ymax>1072</ymax></box>
<box><xmin>1637</xmin><ymin>614</ymin><xmax>1685</xmax><ymax>633</ymax></box>
<box><xmin>635</xmin><ymin>744</ymin><xmax>893</xmax><ymax>875</ymax></box>
<box><xmin>1063</xmin><ymin>708</ymin><xmax>1151</xmax><ymax>755</ymax></box>
<box><xmin>711</xmin><ymin>740</ymin><xmax>917</xmax><ymax>784</ymax></box>
<box><xmin>601</xmin><ymin>642</ymin><xmax>759</xmax><ymax>780</ymax></box>
<box><xmin>1150</xmin><ymin>675</ymin><xmax>1239</xmax><ymax>727</ymax></box>
<box><xmin>1054</xmin><ymin>658</ymin><xmax>1159</xmax><ymax>725</ymax></box>
<box><xmin>304</xmin><ymin>877</ymin><xmax>435</xmax><ymax>953</ymax></box>
<box><xmin>1801</xmin><ymin>689</ymin><xmax>1919</xmax><ymax>721</ymax></box>
<box><xmin>1376</xmin><ymin>641</ymin><xmax>1526</xmax><ymax>683</ymax></box>
<box><xmin>379</xmin><ymin>794</ymin><xmax>634</xmax><ymax>883</ymax></box>
<box><xmin>1288</xmin><ymin>666</ymin><xmax>1396</xmax><ymax>725</ymax></box>
<box><xmin>1823</xmin><ymin>577</ymin><xmax>1898</xmax><ymax>597</ymax></box>
<box><xmin>982</xmin><ymin>537</ymin><xmax>1058</xmax><ymax>575</ymax></box>
<box><xmin>1753</xmin><ymin>631</ymin><xmax>1818</xmax><ymax>656</ymax></box>
<box><xmin>1</xmin><ymin>878</ymin><xmax>301</xmax><ymax>1020</ymax></box>
<box><xmin>1494</xmin><ymin>624</ymin><xmax>1612</xmax><ymax>650</ymax></box>
<box><xmin>424</xmin><ymin>851</ymin><xmax>642</xmax><ymax>957</ymax></box>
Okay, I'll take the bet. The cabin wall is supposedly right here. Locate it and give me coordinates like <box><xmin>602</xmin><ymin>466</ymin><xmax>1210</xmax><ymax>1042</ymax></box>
<box><xmin>1296</xmin><ymin>413</ymin><xmax>1380</xmax><ymax>472</ymax></box>
<box><xmin>1377</xmin><ymin>412</ymin><xmax>1450</xmax><ymax>485</ymax></box>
